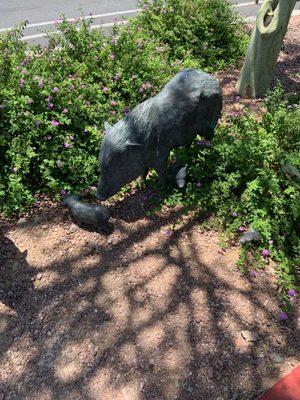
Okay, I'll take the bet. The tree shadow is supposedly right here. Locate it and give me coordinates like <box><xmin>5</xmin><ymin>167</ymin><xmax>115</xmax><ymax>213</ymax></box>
<box><xmin>0</xmin><ymin>231</ymin><xmax>36</xmax><ymax>356</ymax></box>
<box><xmin>0</xmin><ymin>204</ymin><xmax>298</xmax><ymax>400</ymax></box>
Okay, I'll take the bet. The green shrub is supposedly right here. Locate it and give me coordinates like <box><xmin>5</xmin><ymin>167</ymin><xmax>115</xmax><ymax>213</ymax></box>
<box><xmin>0</xmin><ymin>2</ymin><xmax>247</xmax><ymax>215</ymax></box>
<box><xmin>163</xmin><ymin>87</ymin><xmax>299</xmax><ymax>291</ymax></box>
<box><xmin>134</xmin><ymin>0</ymin><xmax>248</xmax><ymax>71</ymax></box>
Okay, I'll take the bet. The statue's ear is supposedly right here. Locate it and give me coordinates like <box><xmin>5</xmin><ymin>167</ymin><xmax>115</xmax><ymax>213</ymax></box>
<box><xmin>104</xmin><ymin>121</ymin><xmax>112</xmax><ymax>133</ymax></box>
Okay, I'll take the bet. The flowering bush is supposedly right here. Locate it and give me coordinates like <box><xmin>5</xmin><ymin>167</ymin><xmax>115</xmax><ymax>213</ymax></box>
<box><xmin>135</xmin><ymin>0</ymin><xmax>248</xmax><ymax>71</ymax></box>
<box><xmin>0</xmin><ymin>2</ymin><xmax>247</xmax><ymax>215</ymax></box>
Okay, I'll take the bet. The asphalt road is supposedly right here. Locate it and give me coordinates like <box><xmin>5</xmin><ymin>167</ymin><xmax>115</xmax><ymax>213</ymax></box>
<box><xmin>0</xmin><ymin>0</ymin><xmax>299</xmax><ymax>45</ymax></box>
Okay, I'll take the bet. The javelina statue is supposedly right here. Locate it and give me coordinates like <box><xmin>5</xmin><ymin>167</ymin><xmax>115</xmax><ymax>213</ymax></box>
<box><xmin>63</xmin><ymin>194</ymin><xmax>110</xmax><ymax>230</ymax></box>
<box><xmin>97</xmin><ymin>69</ymin><xmax>222</xmax><ymax>200</ymax></box>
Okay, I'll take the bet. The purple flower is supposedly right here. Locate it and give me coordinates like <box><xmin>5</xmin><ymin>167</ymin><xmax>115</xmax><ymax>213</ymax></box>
<box><xmin>238</xmin><ymin>226</ymin><xmax>246</xmax><ymax>232</ymax></box>
<box><xmin>123</xmin><ymin>106</ymin><xmax>130</xmax><ymax>115</ymax></box>
<box><xmin>279</xmin><ymin>311</ymin><xmax>288</xmax><ymax>321</ymax></box>
<box><xmin>198</xmin><ymin>139</ymin><xmax>212</xmax><ymax>147</ymax></box>
<box><xmin>27</xmin><ymin>98</ymin><xmax>33</xmax><ymax>105</ymax></box>
<box><xmin>268</xmin><ymin>240</ymin><xmax>274</xmax><ymax>245</ymax></box>
<box><xmin>261</xmin><ymin>249</ymin><xmax>270</xmax><ymax>258</ymax></box>
<box><xmin>61</xmin><ymin>189</ymin><xmax>67</xmax><ymax>196</ymax></box>
<box><xmin>115</xmin><ymin>73</ymin><xmax>120</xmax><ymax>81</ymax></box>
<box><xmin>70</xmin><ymin>84</ymin><xmax>75</xmax><ymax>91</ymax></box>
<box><xmin>111</xmin><ymin>111</ymin><xmax>116</xmax><ymax>115</ymax></box>
<box><xmin>102</xmin><ymin>86</ymin><xmax>109</xmax><ymax>93</ymax></box>
<box><xmin>249</xmin><ymin>270</ymin><xmax>257</xmax><ymax>277</ymax></box>
<box><xmin>196</xmin><ymin>182</ymin><xmax>202</xmax><ymax>187</ymax></box>
<box><xmin>47</xmin><ymin>102</ymin><xmax>54</xmax><ymax>110</ymax></box>
<box><xmin>109</xmin><ymin>54</ymin><xmax>115</xmax><ymax>60</ymax></box>
<box><xmin>146</xmin><ymin>82</ymin><xmax>152</xmax><ymax>89</ymax></box>
<box><xmin>91</xmin><ymin>186</ymin><xmax>97</xmax><ymax>192</ymax></box>
<box><xmin>63</xmin><ymin>142</ymin><xmax>71</xmax><ymax>148</ymax></box>
<box><xmin>166</xmin><ymin>229</ymin><xmax>172</xmax><ymax>236</ymax></box>
<box><xmin>46</xmin><ymin>95</ymin><xmax>53</xmax><ymax>101</ymax></box>
<box><xmin>288</xmin><ymin>289</ymin><xmax>297</xmax><ymax>297</ymax></box>
<box><xmin>53</xmin><ymin>86</ymin><xmax>59</xmax><ymax>93</ymax></box>
<box><xmin>83</xmin><ymin>188</ymin><xmax>89</xmax><ymax>194</ymax></box>
<box><xmin>63</xmin><ymin>108</ymin><xmax>68</xmax><ymax>113</ymax></box>
<box><xmin>38</xmin><ymin>80</ymin><xmax>44</xmax><ymax>88</ymax></box>
<box><xmin>34</xmin><ymin>120</ymin><xmax>41</xmax><ymax>127</ymax></box>
<box><xmin>231</xmin><ymin>211</ymin><xmax>238</xmax><ymax>217</ymax></box>
<box><xmin>19</xmin><ymin>78</ymin><xmax>25</xmax><ymax>86</ymax></box>
<box><xmin>51</xmin><ymin>119</ymin><xmax>60</xmax><ymax>127</ymax></box>
<box><xmin>111</xmin><ymin>100</ymin><xmax>118</xmax><ymax>107</ymax></box>
<box><xmin>12</xmin><ymin>167</ymin><xmax>18</xmax><ymax>173</ymax></box>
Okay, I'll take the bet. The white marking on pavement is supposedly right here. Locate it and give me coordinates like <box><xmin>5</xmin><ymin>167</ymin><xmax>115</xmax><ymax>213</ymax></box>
<box><xmin>235</xmin><ymin>1</ymin><xmax>260</xmax><ymax>7</ymax></box>
<box><xmin>20</xmin><ymin>20</ymin><xmax>129</xmax><ymax>41</ymax></box>
<box><xmin>0</xmin><ymin>9</ymin><xmax>141</xmax><ymax>33</ymax></box>
<box><xmin>246</xmin><ymin>8</ymin><xmax>300</xmax><ymax>21</ymax></box>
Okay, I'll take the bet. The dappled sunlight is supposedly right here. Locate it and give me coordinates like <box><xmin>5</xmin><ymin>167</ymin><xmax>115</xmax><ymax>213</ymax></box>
<box><xmin>138</xmin><ymin>322</ymin><xmax>166</xmax><ymax>353</ymax></box>
<box><xmin>0</xmin><ymin>204</ymin><xmax>298</xmax><ymax>400</ymax></box>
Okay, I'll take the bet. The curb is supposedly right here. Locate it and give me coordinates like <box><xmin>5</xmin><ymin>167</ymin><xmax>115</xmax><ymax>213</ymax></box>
<box><xmin>257</xmin><ymin>365</ymin><xmax>300</xmax><ymax>400</ymax></box>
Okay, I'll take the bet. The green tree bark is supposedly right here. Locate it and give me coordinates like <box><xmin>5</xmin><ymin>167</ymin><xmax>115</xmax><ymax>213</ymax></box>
<box><xmin>236</xmin><ymin>0</ymin><xmax>297</xmax><ymax>98</ymax></box>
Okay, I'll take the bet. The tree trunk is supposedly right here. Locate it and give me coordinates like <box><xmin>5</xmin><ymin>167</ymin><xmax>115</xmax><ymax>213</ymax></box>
<box><xmin>236</xmin><ymin>0</ymin><xmax>296</xmax><ymax>98</ymax></box>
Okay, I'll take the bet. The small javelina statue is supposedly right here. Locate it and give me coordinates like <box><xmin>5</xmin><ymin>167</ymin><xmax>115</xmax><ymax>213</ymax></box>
<box><xmin>63</xmin><ymin>195</ymin><xmax>110</xmax><ymax>231</ymax></box>
<box><xmin>97</xmin><ymin>69</ymin><xmax>222</xmax><ymax>200</ymax></box>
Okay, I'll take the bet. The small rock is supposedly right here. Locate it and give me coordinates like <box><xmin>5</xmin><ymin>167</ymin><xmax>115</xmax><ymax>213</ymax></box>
<box><xmin>273</xmin><ymin>354</ymin><xmax>282</xmax><ymax>363</ymax></box>
<box><xmin>107</xmin><ymin>238</ymin><xmax>113</xmax><ymax>244</ymax></box>
<box><xmin>207</xmin><ymin>367</ymin><xmax>214</xmax><ymax>378</ymax></box>
<box><xmin>36</xmin><ymin>272</ymin><xmax>43</xmax><ymax>280</ymax></box>
<box><xmin>16</xmin><ymin>217</ymin><xmax>26</xmax><ymax>225</ymax></box>
<box><xmin>275</xmin><ymin>337</ymin><xmax>284</xmax><ymax>345</ymax></box>
<box><xmin>69</xmin><ymin>223</ymin><xmax>77</xmax><ymax>233</ymax></box>
<box><xmin>258</xmin><ymin>352</ymin><xmax>265</xmax><ymax>358</ymax></box>
<box><xmin>241</xmin><ymin>330</ymin><xmax>259</xmax><ymax>342</ymax></box>
<box><xmin>92</xmin><ymin>348</ymin><xmax>98</xmax><ymax>357</ymax></box>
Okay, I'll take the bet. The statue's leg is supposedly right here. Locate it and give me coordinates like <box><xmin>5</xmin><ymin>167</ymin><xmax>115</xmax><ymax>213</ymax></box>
<box><xmin>155</xmin><ymin>153</ymin><xmax>169</xmax><ymax>187</ymax></box>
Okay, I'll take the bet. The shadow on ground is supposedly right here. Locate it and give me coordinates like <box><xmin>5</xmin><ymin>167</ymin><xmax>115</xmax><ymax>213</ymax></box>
<box><xmin>0</xmin><ymin>198</ymin><xmax>298</xmax><ymax>400</ymax></box>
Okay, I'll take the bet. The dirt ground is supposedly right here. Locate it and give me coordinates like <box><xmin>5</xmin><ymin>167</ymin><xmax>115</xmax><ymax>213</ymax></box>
<box><xmin>0</xmin><ymin>16</ymin><xmax>299</xmax><ymax>400</ymax></box>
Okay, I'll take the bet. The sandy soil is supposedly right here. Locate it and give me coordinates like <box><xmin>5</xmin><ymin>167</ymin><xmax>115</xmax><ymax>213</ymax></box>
<box><xmin>0</xmin><ymin>16</ymin><xmax>299</xmax><ymax>400</ymax></box>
